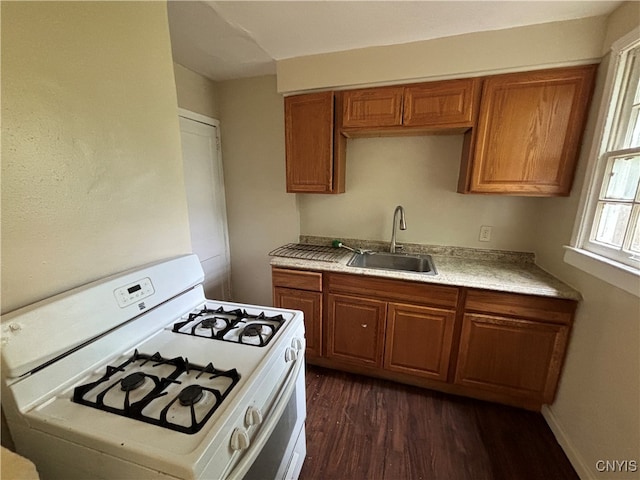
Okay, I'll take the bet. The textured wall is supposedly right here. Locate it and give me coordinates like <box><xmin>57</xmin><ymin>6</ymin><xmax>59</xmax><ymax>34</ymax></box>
<box><xmin>1</xmin><ymin>1</ymin><xmax>191</xmax><ymax>313</ymax></box>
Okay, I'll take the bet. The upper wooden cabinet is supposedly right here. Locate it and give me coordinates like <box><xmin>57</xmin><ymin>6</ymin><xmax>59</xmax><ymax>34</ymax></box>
<box><xmin>403</xmin><ymin>78</ymin><xmax>481</xmax><ymax>128</ymax></box>
<box><xmin>341</xmin><ymin>78</ymin><xmax>480</xmax><ymax>133</ymax></box>
<box><xmin>342</xmin><ymin>86</ymin><xmax>404</xmax><ymax>128</ymax></box>
<box><xmin>284</xmin><ymin>91</ymin><xmax>345</xmax><ymax>193</ymax></box>
<box><xmin>283</xmin><ymin>66</ymin><xmax>596</xmax><ymax>196</ymax></box>
<box><xmin>458</xmin><ymin>65</ymin><xmax>597</xmax><ymax>196</ymax></box>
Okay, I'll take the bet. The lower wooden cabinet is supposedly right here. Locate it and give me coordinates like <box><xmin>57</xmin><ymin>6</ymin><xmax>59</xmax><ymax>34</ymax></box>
<box><xmin>326</xmin><ymin>294</ymin><xmax>386</xmax><ymax>367</ymax></box>
<box><xmin>272</xmin><ymin>267</ymin><xmax>323</xmax><ymax>360</ymax></box>
<box><xmin>274</xmin><ymin>287</ymin><xmax>322</xmax><ymax>359</ymax></box>
<box><xmin>384</xmin><ymin>303</ymin><xmax>456</xmax><ymax>381</ymax></box>
<box><xmin>272</xmin><ymin>267</ymin><xmax>576</xmax><ymax>410</ymax></box>
<box><xmin>455</xmin><ymin>313</ymin><xmax>569</xmax><ymax>403</ymax></box>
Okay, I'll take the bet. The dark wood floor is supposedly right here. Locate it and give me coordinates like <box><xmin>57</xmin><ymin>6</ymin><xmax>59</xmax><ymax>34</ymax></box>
<box><xmin>300</xmin><ymin>365</ymin><xmax>578</xmax><ymax>480</ymax></box>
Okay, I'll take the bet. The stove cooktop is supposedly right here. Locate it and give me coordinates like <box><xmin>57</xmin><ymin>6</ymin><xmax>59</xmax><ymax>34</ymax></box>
<box><xmin>171</xmin><ymin>306</ymin><xmax>286</xmax><ymax>347</ymax></box>
<box><xmin>73</xmin><ymin>350</ymin><xmax>240</xmax><ymax>434</ymax></box>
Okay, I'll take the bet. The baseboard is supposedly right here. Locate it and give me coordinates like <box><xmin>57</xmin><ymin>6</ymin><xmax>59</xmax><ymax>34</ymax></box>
<box><xmin>542</xmin><ymin>405</ymin><xmax>594</xmax><ymax>480</ymax></box>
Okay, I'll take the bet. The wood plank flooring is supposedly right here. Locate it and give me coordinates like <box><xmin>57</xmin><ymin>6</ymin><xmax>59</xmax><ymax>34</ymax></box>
<box><xmin>300</xmin><ymin>365</ymin><xmax>578</xmax><ymax>480</ymax></box>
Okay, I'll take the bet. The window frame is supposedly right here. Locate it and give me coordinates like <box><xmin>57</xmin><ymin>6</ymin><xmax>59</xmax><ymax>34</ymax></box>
<box><xmin>566</xmin><ymin>26</ymin><xmax>640</xmax><ymax>297</ymax></box>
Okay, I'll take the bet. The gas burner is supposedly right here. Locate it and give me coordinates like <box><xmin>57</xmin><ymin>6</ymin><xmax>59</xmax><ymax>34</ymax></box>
<box><xmin>120</xmin><ymin>372</ymin><xmax>146</xmax><ymax>392</ymax></box>
<box><xmin>172</xmin><ymin>307</ymin><xmax>286</xmax><ymax>347</ymax></box>
<box><xmin>243</xmin><ymin>325</ymin><xmax>262</xmax><ymax>337</ymax></box>
<box><xmin>178</xmin><ymin>385</ymin><xmax>204</xmax><ymax>406</ymax></box>
<box><xmin>73</xmin><ymin>351</ymin><xmax>240</xmax><ymax>434</ymax></box>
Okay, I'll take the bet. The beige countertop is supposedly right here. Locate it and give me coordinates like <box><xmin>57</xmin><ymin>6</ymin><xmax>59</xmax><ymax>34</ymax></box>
<box><xmin>270</xmin><ymin>237</ymin><xmax>581</xmax><ymax>301</ymax></box>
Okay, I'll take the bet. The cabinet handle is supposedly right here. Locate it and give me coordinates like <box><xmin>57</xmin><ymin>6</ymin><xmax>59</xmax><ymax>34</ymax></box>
<box><xmin>361</xmin><ymin>324</ymin><xmax>368</xmax><ymax>328</ymax></box>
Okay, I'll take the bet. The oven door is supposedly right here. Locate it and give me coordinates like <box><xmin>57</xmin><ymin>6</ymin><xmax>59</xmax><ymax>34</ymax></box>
<box><xmin>226</xmin><ymin>350</ymin><xmax>306</xmax><ymax>480</ymax></box>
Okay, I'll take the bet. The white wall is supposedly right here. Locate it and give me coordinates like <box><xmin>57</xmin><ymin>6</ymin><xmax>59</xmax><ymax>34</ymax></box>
<box><xmin>277</xmin><ymin>15</ymin><xmax>606</xmax><ymax>93</ymax></box>
<box><xmin>173</xmin><ymin>62</ymin><xmax>220</xmax><ymax>119</ymax></box>
<box><xmin>1</xmin><ymin>1</ymin><xmax>191</xmax><ymax>314</ymax></box>
<box><xmin>299</xmin><ymin>135</ymin><xmax>541</xmax><ymax>251</ymax></box>
<box><xmin>216</xmin><ymin>76</ymin><xmax>299</xmax><ymax>305</ymax></box>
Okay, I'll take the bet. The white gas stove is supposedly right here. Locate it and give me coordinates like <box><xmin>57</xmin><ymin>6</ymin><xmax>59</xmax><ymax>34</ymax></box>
<box><xmin>1</xmin><ymin>255</ymin><xmax>307</xmax><ymax>480</ymax></box>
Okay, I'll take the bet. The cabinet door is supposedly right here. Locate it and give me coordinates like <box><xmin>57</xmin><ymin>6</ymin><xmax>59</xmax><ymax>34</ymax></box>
<box><xmin>342</xmin><ymin>86</ymin><xmax>404</xmax><ymax>128</ymax></box>
<box><xmin>284</xmin><ymin>91</ymin><xmax>336</xmax><ymax>193</ymax></box>
<box><xmin>455</xmin><ymin>313</ymin><xmax>569</xmax><ymax>403</ymax></box>
<box><xmin>463</xmin><ymin>65</ymin><xmax>596</xmax><ymax>196</ymax></box>
<box><xmin>384</xmin><ymin>303</ymin><xmax>456</xmax><ymax>381</ymax></box>
<box><xmin>273</xmin><ymin>287</ymin><xmax>322</xmax><ymax>360</ymax></box>
<box><xmin>327</xmin><ymin>294</ymin><xmax>386</xmax><ymax>368</ymax></box>
<box><xmin>403</xmin><ymin>78</ymin><xmax>480</xmax><ymax>128</ymax></box>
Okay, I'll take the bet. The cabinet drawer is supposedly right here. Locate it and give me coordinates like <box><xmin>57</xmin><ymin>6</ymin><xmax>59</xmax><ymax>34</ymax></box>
<box><xmin>328</xmin><ymin>272</ymin><xmax>458</xmax><ymax>309</ymax></box>
<box><xmin>272</xmin><ymin>268</ymin><xmax>322</xmax><ymax>292</ymax></box>
<box><xmin>465</xmin><ymin>289</ymin><xmax>575</xmax><ymax>325</ymax></box>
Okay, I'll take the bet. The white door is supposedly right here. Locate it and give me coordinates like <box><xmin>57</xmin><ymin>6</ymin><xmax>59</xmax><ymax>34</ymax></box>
<box><xmin>179</xmin><ymin>110</ymin><xmax>231</xmax><ymax>300</ymax></box>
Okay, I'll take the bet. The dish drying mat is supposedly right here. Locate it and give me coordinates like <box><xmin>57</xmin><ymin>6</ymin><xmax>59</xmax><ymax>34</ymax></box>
<box><xmin>269</xmin><ymin>243</ymin><xmax>350</xmax><ymax>262</ymax></box>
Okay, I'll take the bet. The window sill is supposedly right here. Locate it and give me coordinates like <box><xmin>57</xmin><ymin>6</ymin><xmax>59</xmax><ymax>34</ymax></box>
<box><xmin>563</xmin><ymin>246</ymin><xmax>640</xmax><ymax>297</ymax></box>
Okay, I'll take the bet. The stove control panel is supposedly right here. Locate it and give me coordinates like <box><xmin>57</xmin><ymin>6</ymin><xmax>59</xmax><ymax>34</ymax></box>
<box><xmin>114</xmin><ymin>277</ymin><xmax>155</xmax><ymax>309</ymax></box>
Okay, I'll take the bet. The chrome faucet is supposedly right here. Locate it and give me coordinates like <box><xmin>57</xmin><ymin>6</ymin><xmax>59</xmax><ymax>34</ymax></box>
<box><xmin>389</xmin><ymin>205</ymin><xmax>407</xmax><ymax>253</ymax></box>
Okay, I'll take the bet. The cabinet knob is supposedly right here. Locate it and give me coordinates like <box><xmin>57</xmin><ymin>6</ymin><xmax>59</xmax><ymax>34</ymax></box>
<box><xmin>361</xmin><ymin>324</ymin><xmax>368</xmax><ymax>328</ymax></box>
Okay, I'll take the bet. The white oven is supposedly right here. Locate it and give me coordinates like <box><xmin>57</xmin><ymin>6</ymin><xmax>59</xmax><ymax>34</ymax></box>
<box><xmin>0</xmin><ymin>255</ymin><xmax>306</xmax><ymax>480</ymax></box>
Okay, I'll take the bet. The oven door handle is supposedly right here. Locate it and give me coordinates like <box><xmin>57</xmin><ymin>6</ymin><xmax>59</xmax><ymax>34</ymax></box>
<box><xmin>225</xmin><ymin>347</ymin><xmax>305</xmax><ymax>480</ymax></box>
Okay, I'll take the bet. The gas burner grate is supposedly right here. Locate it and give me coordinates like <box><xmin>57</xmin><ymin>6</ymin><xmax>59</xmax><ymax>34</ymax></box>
<box><xmin>172</xmin><ymin>306</ymin><xmax>285</xmax><ymax>347</ymax></box>
<box><xmin>72</xmin><ymin>350</ymin><xmax>240</xmax><ymax>434</ymax></box>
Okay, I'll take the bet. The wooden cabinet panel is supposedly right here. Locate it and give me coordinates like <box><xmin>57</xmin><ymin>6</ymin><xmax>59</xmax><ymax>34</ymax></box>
<box><xmin>327</xmin><ymin>294</ymin><xmax>386</xmax><ymax>368</ymax></box>
<box><xmin>465</xmin><ymin>289</ymin><xmax>575</xmax><ymax>325</ymax></box>
<box><xmin>272</xmin><ymin>267</ymin><xmax>322</xmax><ymax>292</ymax></box>
<box><xmin>461</xmin><ymin>65</ymin><xmax>596</xmax><ymax>196</ymax></box>
<box><xmin>274</xmin><ymin>286</ymin><xmax>322</xmax><ymax>359</ymax></box>
<box><xmin>384</xmin><ymin>303</ymin><xmax>456</xmax><ymax>381</ymax></box>
<box><xmin>403</xmin><ymin>78</ymin><xmax>480</xmax><ymax>128</ymax></box>
<box><xmin>455</xmin><ymin>313</ymin><xmax>569</xmax><ymax>402</ymax></box>
<box><xmin>327</xmin><ymin>272</ymin><xmax>458</xmax><ymax>309</ymax></box>
<box><xmin>342</xmin><ymin>86</ymin><xmax>404</xmax><ymax>128</ymax></box>
<box><xmin>285</xmin><ymin>91</ymin><xmax>341</xmax><ymax>193</ymax></box>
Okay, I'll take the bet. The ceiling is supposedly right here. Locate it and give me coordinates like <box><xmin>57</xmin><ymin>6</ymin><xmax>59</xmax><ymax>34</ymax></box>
<box><xmin>167</xmin><ymin>1</ymin><xmax>622</xmax><ymax>82</ymax></box>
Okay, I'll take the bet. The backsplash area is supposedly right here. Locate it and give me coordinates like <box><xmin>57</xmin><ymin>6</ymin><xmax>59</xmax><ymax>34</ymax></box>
<box><xmin>299</xmin><ymin>236</ymin><xmax>535</xmax><ymax>264</ymax></box>
<box><xmin>298</xmin><ymin>135</ymin><xmax>544</xmax><ymax>253</ymax></box>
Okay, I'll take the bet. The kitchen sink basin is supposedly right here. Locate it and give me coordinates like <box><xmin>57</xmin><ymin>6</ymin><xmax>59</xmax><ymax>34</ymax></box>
<box><xmin>347</xmin><ymin>252</ymin><xmax>437</xmax><ymax>275</ymax></box>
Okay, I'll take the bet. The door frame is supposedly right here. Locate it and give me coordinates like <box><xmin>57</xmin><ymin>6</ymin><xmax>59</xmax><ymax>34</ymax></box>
<box><xmin>178</xmin><ymin>108</ymin><xmax>232</xmax><ymax>300</ymax></box>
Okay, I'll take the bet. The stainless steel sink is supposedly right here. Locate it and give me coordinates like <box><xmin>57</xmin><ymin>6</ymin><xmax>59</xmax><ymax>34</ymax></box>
<box><xmin>347</xmin><ymin>252</ymin><xmax>437</xmax><ymax>275</ymax></box>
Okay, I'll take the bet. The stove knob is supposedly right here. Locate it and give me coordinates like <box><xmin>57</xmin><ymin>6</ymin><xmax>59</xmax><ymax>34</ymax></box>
<box><xmin>285</xmin><ymin>347</ymin><xmax>298</xmax><ymax>362</ymax></box>
<box><xmin>230</xmin><ymin>427</ymin><xmax>250</xmax><ymax>451</ymax></box>
<box><xmin>245</xmin><ymin>406</ymin><xmax>263</xmax><ymax>426</ymax></box>
<box><xmin>291</xmin><ymin>337</ymin><xmax>304</xmax><ymax>351</ymax></box>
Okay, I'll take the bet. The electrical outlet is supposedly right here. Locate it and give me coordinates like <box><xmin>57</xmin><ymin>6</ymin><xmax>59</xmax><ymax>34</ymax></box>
<box><xmin>479</xmin><ymin>225</ymin><xmax>492</xmax><ymax>242</ymax></box>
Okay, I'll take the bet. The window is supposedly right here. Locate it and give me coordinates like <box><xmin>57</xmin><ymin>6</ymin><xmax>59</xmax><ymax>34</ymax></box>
<box><xmin>567</xmin><ymin>28</ymin><xmax>640</xmax><ymax>296</ymax></box>
<box><xmin>585</xmin><ymin>43</ymin><xmax>640</xmax><ymax>269</ymax></box>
